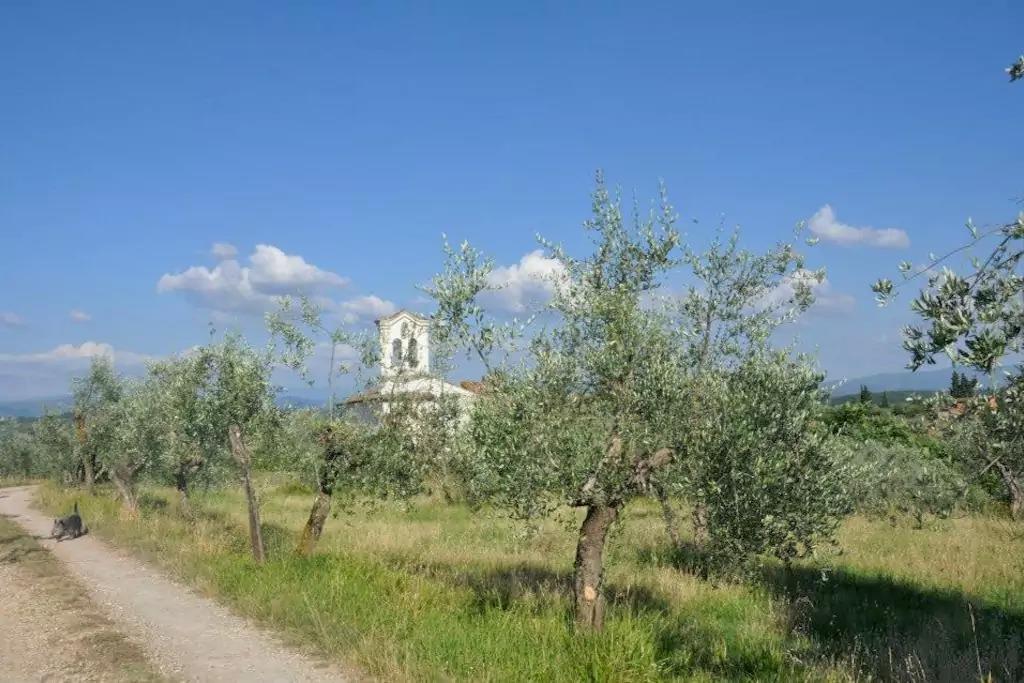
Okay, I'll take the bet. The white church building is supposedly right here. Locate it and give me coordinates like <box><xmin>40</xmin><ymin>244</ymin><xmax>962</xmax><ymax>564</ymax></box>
<box><xmin>343</xmin><ymin>310</ymin><xmax>478</xmax><ymax>418</ymax></box>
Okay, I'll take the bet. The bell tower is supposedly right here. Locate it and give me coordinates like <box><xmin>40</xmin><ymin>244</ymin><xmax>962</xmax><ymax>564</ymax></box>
<box><xmin>377</xmin><ymin>310</ymin><xmax>429</xmax><ymax>377</ymax></box>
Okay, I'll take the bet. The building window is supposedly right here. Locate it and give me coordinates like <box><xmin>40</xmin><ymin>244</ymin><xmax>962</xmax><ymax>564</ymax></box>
<box><xmin>407</xmin><ymin>337</ymin><xmax>418</xmax><ymax>368</ymax></box>
<box><xmin>391</xmin><ymin>338</ymin><xmax>403</xmax><ymax>368</ymax></box>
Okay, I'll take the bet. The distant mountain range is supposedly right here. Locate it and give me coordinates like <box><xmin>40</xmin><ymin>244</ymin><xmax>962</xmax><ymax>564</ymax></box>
<box><xmin>826</xmin><ymin>367</ymin><xmax>990</xmax><ymax>397</ymax></box>
<box><xmin>0</xmin><ymin>396</ymin><xmax>74</xmax><ymax>418</ymax></box>
<box><xmin>0</xmin><ymin>393</ymin><xmax>328</xmax><ymax>418</ymax></box>
<box><xmin>0</xmin><ymin>367</ymin><xmax>1000</xmax><ymax>417</ymax></box>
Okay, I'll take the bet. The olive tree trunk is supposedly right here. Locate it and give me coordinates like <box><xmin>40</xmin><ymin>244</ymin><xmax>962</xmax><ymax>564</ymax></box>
<box><xmin>995</xmin><ymin>460</ymin><xmax>1024</xmax><ymax>520</ymax></box>
<box><xmin>174</xmin><ymin>466</ymin><xmax>191</xmax><ymax>515</ymax></box>
<box><xmin>295</xmin><ymin>439</ymin><xmax>343</xmax><ymax>556</ymax></box>
<box><xmin>110</xmin><ymin>469</ymin><xmax>139</xmax><ymax>519</ymax></box>
<box><xmin>572</xmin><ymin>503</ymin><xmax>620</xmax><ymax>632</ymax></box>
<box><xmin>296</xmin><ymin>489</ymin><xmax>332</xmax><ymax>556</ymax></box>
<box><xmin>692</xmin><ymin>500</ymin><xmax>709</xmax><ymax>545</ymax></box>
<box><xmin>74</xmin><ymin>413</ymin><xmax>94</xmax><ymax>491</ymax></box>
<box><xmin>652</xmin><ymin>482</ymin><xmax>681</xmax><ymax>548</ymax></box>
<box><xmin>229</xmin><ymin>424</ymin><xmax>266</xmax><ymax>563</ymax></box>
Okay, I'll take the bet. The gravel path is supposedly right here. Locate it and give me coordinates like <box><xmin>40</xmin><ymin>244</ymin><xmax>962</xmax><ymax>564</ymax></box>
<box><xmin>0</xmin><ymin>486</ymin><xmax>352</xmax><ymax>683</ymax></box>
<box><xmin>0</xmin><ymin>516</ymin><xmax>162</xmax><ymax>682</ymax></box>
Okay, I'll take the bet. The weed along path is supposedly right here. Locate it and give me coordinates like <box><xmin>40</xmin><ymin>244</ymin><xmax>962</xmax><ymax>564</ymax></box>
<box><xmin>0</xmin><ymin>486</ymin><xmax>352</xmax><ymax>683</ymax></box>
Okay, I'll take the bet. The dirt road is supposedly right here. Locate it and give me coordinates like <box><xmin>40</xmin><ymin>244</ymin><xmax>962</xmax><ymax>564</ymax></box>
<box><xmin>0</xmin><ymin>486</ymin><xmax>351</xmax><ymax>683</ymax></box>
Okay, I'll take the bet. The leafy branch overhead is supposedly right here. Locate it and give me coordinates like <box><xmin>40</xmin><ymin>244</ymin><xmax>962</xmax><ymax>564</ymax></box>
<box><xmin>873</xmin><ymin>56</ymin><xmax>1023</xmax><ymax>373</ymax></box>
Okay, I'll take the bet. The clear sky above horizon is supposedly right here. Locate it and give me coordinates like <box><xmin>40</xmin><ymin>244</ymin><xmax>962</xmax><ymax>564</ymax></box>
<box><xmin>1</xmin><ymin>2</ymin><xmax>1021</xmax><ymax>399</ymax></box>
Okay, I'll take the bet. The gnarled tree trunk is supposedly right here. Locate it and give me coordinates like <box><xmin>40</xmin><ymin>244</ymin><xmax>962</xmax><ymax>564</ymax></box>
<box><xmin>572</xmin><ymin>503</ymin><xmax>620</xmax><ymax>632</ymax></box>
<box><xmin>74</xmin><ymin>413</ymin><xmax>94</xmax><ymax>491</ymax></box>
<box><xmin>229</xmin><ymin>424</ymin><xmax>266</xmax><ymax>563</ymax></box>
<box><xmin>652</xmin><ymin>482</ymin><xmax>681</xmax><ymax>548</ymax></box>
<box><xmin>296</xmin><ymin>489</ymin><xmax>332</xmax><ymax>556</ymax></box>
<box><xmin>110</xmin><ymin>469</ymin><xmax>139</xmax><ymax>519</ymax></box>
<box><xmin>692</xmin><ymin>500</ymin><xmax>709</xmax><ymax>545</ymax></box>
<box><xmin>175</xmin><ymin>466</ymin><xmax>191</xmax><ymax>515</ymax></box>
<box><xmin>995</xmin><ymin>460</ymin><xmax>1023</xmax><ymax>520</ymax></box>
<box><xmin>296</xmin><ymin>433</ymin><xmax>344</xmax><ymax>556</ymax></box>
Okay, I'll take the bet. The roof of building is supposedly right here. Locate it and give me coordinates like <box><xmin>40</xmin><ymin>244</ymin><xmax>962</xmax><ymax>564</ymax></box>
<box><xmin>375</xmin><ymin>309</ymin><xmax>429</xmax><ymax>325</ymax></box>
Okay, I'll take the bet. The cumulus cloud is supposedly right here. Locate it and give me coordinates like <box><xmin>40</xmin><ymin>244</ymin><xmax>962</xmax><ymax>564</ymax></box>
<box><xmin>0</xmin><ymin>312</ymin><xmax>25</xmax><ymax>328</ymax></box>
<box><xmin>808</xmin><ymin>205</ymin><xmax>910</xmax><ymax>249</ymax></box>
<box><xmin>69</xmin><ymin>309</ymin><xmax>91</xmax><ymax>323</ymax></box>
<box><xmin>483</xmin><ymin>250</ymin><xmax>566</xmax><ymax>313</ymax></box>
<box><xmin>338</xmin><ymin>295</ymin><xmax>397</xmax><ymax>323</ymax></box>
<box><xmin>158</xmin><ymin>244</ymin><xmax>349</xmax><ymax>313</ymax></box>
<box><xmin>0</xmin><ymin>342</ymin><xmax>153</xmax><ymax>400</ymax></box>
<box><xmin>765</xmin><ymin>269</ymin><xmax>855</xmax><ymax>316</ymax></box>
<box><xmin>0</xmin><ymin>341</ymin><xmax>152</xmax><ymax>365</ymax></box>
<box><xmin>211</xmin><ymin>242</ymin><xmax>238</xmax><ymax>259</ymax></box>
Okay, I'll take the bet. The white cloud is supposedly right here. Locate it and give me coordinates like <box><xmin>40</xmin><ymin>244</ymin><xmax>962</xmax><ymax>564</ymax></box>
<box><xmin>338</xmin><ymin>295</ymin><xmax>397</xmax><ymax>323</ymax></box>
<box><xmin>0</xmin><ymin>312</ymin><xmax>25</xmax><ymax>328</ymax></box>
<box><xmin>0</xmin><ymin>342</ymin><xmax>154</xmax><ymax>400</ymax></box>
<box><xmin>158</xmin><ymin>244</ymin><xmax>349</xmax><ymax>313</ymax></box>
<box><xmin>69</xmin><ymin>309</ymin><xmax>91</xmax><ymax>323</ymax></box>
<box><xmin>247</xmin><ymin>245</ymin><xmax>349</xmax><ymax>293</ymax></box>
<box><xmin>211</xmin><ymin>242</ymin><xmax>238</xmax><ymax>259</ymax></box>
<box><xmin>0</xmin><ymin>341</ymin><xmax>152</xmax><ymax>365</ymax></box>
<box><xmin>808</xmin><ymin>205</ymin><xmax>910</xmax><ymax>249</ymax></box>
<box><xmin>765</xmin><ymin>269</ymin><xmax>855</xmax><ymax>316</ymax></box>
<box><xmin>483</xmin><ymin>250</ymin><xmax>566</xmax><ymax>313</ymax></box>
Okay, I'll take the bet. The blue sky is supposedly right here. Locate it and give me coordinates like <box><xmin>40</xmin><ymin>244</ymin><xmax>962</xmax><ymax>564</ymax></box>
<box><xmin>1</xmin><ymin>2</ymin><xmax>1021</xmax><ymax>399</ymax></box>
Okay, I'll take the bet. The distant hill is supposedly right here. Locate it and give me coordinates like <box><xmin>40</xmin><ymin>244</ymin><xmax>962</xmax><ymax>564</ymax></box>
<box><xmin>829</xmin><ymin>389</ymin><xmax>935</xmax><ymax>406</ymax></box>
<box><xmin>0</xmin><ymin>395</ymin><xmax>73</xmax><ymax>418</ymax></box>
<box><xmin>827</xmin><ymin>367</ymin><xmax>990</xmax><ymax>397</ymax></box>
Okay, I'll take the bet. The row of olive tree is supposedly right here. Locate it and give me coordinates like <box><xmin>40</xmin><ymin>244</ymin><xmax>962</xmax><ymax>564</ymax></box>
<box><xmin>44</xmin><ymin>335</ymin><xmax>280</xmax><ymax>560</ymax></box>
<box><xmin>19</xmin><ymin>175</ymin><xmax>858</xmax><ymax>635</ymax></box>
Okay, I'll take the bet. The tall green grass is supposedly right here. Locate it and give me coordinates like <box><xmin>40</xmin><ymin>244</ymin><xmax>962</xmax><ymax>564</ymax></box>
<box><xmin>35</xmin><ymin>481</ymin><xmax>1024</xmax><ymax>681</ymax></box>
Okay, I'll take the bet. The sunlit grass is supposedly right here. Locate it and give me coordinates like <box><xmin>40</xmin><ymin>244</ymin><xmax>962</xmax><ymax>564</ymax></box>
<box><xmin>35</xmin><ymin>479</ymin><xmax>1024</xmax><ymax>681</ymax></box>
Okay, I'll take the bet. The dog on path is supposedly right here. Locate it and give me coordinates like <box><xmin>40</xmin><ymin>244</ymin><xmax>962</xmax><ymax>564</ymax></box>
<box><xmin>51</xmin><ymin>502</ymin><xmax>87</xmax><ymax>542</ymax></box>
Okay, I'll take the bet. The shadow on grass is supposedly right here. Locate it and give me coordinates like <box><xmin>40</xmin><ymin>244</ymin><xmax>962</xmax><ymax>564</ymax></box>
<box><xmin>638</xmin><ymin>538</ymin><xmax>1024</xmax><ymax>681</ymax></box>
<box><xmin>765</xmin><ymin>562</ymin><xmax>1024</xmax><ymax>681</ymax></box>
<box><xmin>381</xmin><ymin>555</ymin><xmax>807</xmax><ymax>679</ymax></box>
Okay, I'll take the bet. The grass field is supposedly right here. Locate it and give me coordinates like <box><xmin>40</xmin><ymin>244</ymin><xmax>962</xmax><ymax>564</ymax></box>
<box><xmin>36</xmin><ymin>480</ymin><xmax>1024</xmax><ymax>681</ymax></box>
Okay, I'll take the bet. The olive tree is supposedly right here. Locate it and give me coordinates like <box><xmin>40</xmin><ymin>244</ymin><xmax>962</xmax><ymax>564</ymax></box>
<box><xmin>946</xmin><ymin>376</ymin><xmax>1024</xmax><ymax>518</ymax></box>
<box><xmin>102</xmin><ymin>377</ymin><xmax>170</xmax><ymax>517</ymax></box>
<box><xmin>71</xmin><ymin>356</ymin><xmax>123</xmax><ymax>490</ymax></box>
<box><xmin>690</xmin><ymin>354</ymin><xmax>854</xmax><ymax>567</ymax></box>
<box><xmin>147</xmin><ymin>352</ymin><xmax>221</xmax><ymax>512</ymax></box>
<box><xmin>429</xmin><ymin>175</ymin><xmax>850</xmax><ymax>630</ymax></box>
<box><xmin>267</xmin><ymin>295</ymin><xmax>375</xmax><ymax>555</ymax></box>
<box><xmin>665</xmin><ymin>226</ymin><xmax>819</xmax><ymax>544</ymax></box>
<box><xmin>30</xmin><ymin>413</ymin><xmax>76</xmax><ymax>481</ymax></box>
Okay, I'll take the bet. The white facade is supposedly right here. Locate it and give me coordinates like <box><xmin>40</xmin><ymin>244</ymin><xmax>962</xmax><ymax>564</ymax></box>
<box><xmin>378</xmin><ymin>310</ymin><xmax>430</xmax><ymax>378</ymax></box>
<box><xmin>344</xmin><ymin>310</ymin><xmax>477</xmax><ymax>419</ymax></box>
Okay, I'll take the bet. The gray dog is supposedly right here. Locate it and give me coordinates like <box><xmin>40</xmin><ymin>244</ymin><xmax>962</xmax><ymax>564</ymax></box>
<box><xmin>51</xmin><ymin>501</ymin><xmax>87</xmax><ymax>541</ymax></box>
